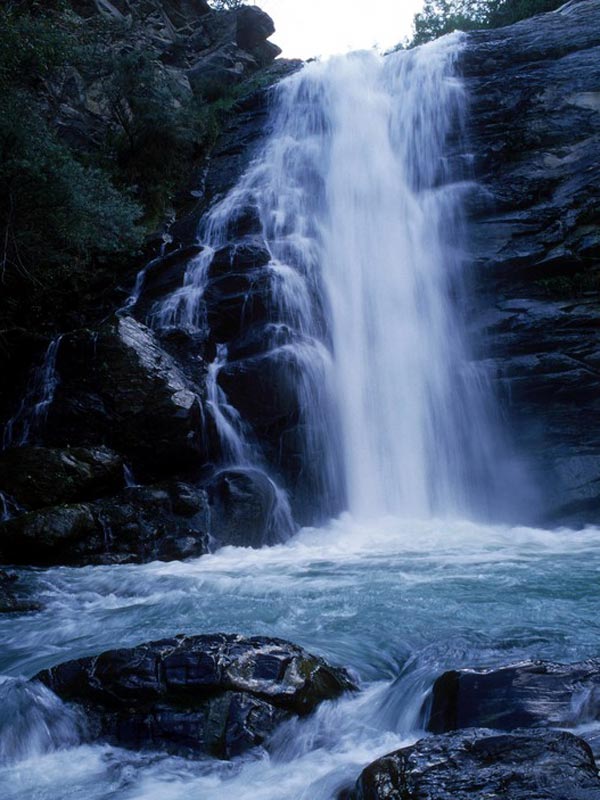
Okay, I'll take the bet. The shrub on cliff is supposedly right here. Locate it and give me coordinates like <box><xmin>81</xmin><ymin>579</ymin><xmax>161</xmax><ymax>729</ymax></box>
<box><xmin>410</xmin><ymin>0</ymin><xmax>568</xmax><ymax>45</ymax></box>
<box><xmin>0</xmin><ymin>6</ymin><xmax>144</xmax><ymax>310</ymax></box>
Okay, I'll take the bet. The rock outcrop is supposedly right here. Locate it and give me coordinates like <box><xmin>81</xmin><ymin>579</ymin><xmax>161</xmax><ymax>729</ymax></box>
<box><xmin>463</xmin><ymin>0</ymin><xmax>600</xmax><ymax>523</ymax></box>
<box><xmin>0</xmin><ymin>481</ymin><xmax>210</xmax><ymax>566</ymax></box>
<box><xmin>351</xmin><ymin>729</ymin><xmax>600</xmax><ymax>800</ymax></box>
<box><xmin>427</xmin><ymin>659</ymin><xmax>600</xmax><ymax>734</ymax></box>
<box><xmin>46</xmin><ymin>316</ymin><xmax>208</xmax><ymax>477</ymax></box>
<box><xmin>0</xmin><ymin>446</ymin><xmax>124</xmax><ymax>511</ymax></box>
<box><xmin>34</xmin><ymin>634</ymin><xmax>356</xmax><ymax>758</ymax></box>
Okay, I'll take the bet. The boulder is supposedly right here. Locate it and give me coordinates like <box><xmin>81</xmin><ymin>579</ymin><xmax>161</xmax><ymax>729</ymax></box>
<box><xmin>47</xmin><ymin>316</ymin><xmax>207</xmax><ymax>476</ymax></box>
<box><xmin>427</xmin><ymin>659</ymin><xmax>600</xmax><ymax>734</ymax></box>
<box><xmin>0</xmin><ymin>482</ymin><xmax>209</xmax><ymax>566</ymax></box>
<box><xmin>351</xmin><ymin>729</ymin><xmax>600</xmax><ymax>800</ymax></box>
<box><xmin>205</xmin><ymin>467</ymin><xmax>293</xmax><ymax>547</ymax></box>
<box><xmin>0</xmin><ymin>446</ymin><xmax>124</xmax><ymax>511</ymax></box>
<box><xmin>34</xmin><ymin>633</ymin><xmax>356</xmax><ymax>758</ymax></box>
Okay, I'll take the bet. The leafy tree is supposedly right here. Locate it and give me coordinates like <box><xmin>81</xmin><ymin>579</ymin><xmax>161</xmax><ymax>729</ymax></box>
<box><xmin>410</xmin><ymin>0</ymin><xmax>567</xmax><ymax>46</ymax></box>
<box><xmin>412</xmin><ymin>0</ymin><xmax>489</xmax><ymax>46</ymax></box>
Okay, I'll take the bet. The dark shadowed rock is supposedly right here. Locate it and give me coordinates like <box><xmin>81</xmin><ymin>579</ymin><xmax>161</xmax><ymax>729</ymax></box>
<box><xmin>47</xmin><ymin>316</ymin><xmax>207</xmax><ymax>477</ymax></box>
<box><xmin>205</xmin><ymin>467</ymin><xmax>292</xmax><ymax>547</ymax></box>
<box><xmin>351</xmin><ymin>729</ymin><xmax>600</xmax><ymax>800</ymax></box>
<box><xmin>0</xmin><ymin>446</ymin><xmax>124</xmax><ymax>511</ymax></box>
<box><xmin>34</xmin><ymin>634</ymin><xmax>356</xmax><ymax>758</ymax></box>
<box><xmin>427</xmin><ymin>659</ymin><xmax>600</xmax><ymax>734</ymax></box>
<box><xmin>0</xmin><ymin>482</ymin><xmax>209</xmax><ymax>566</ymax></box>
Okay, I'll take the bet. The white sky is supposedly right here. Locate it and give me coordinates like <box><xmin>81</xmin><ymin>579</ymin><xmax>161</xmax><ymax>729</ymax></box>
<box><xmin>256</xmin><ymin>0</ymin><xmax>424</xmax><ymax>59</ymax></box>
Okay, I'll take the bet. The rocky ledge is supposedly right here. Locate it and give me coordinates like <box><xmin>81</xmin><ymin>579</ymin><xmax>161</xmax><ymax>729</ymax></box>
<box><xmin>427</xmin><ymin>658</ymin><xmax>600</xmax><ymax>734</ymax></box>
<box><xmin>350</xmin><ymin>728</ymin><xmax>600</xmax><ymax>800</ymax></box>
<box><xmin>34</xmin><ymin>634</ymin><xmax>356</xmax><ymax>758</ymax></box>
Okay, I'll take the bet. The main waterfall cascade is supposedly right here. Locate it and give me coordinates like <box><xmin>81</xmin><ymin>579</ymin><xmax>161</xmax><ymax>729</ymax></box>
<box><xmin>151</xmin><ymin>33</ymin><xmax>521</xmax><ymax>525</ymax></box>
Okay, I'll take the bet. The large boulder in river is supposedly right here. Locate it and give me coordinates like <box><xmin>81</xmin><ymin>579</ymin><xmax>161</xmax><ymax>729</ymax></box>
<box><xmin>205</xmin><ymin>467</ymin><xmax>294</xmax><ymax>547</ymax></box>
<box><xmin>34</xmin><ymin>634</ymin><xmax>356</xmax><ymax>758</ymax></box>
<box><xmin>0</xmin><ymin>446</ymin><xmax>124</xmax><ymax>511</ymax></box>
<box><xmin>47</xmin><ymin>316</ymin><xmax>207</xmax><ymax>477</ymax></box>
<box><xmin>350</xmin><ymin>729</ymin><xmax>600</xmax><ymax>800</ymax></box>
<box><xmin>0</xmin><ymin>481</ymin><xmax>209</xmax><ymax>566</ymax></box>
<box><xmin>427</xmin><ymin>659</ymin><xmax>600</xmax><ymax>734</ymax></box>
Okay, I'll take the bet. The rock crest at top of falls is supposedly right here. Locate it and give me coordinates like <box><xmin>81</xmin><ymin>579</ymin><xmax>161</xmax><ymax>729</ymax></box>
<box><xmin>34</xmin><ymin>634</ymin><xmax>356</xmax><ymax>758</ymax></box>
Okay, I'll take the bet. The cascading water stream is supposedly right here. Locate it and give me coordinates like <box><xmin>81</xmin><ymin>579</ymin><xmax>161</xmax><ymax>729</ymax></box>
<box><xmin>152</xmin><ymin>33</ymin><xmax>514</xmax><ymax>524</ymax></box>
<box><xmin>2</xmin><ymin>336</ymin><xmax>62</xmax><ymax>451</ymax></box>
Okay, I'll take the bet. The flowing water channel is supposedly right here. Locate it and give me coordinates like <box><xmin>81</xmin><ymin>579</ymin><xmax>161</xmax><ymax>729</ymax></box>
<box><xmin>2</xmin><ymin>34</ymin><xmax>599</xmax><ymax>800</ymax></box>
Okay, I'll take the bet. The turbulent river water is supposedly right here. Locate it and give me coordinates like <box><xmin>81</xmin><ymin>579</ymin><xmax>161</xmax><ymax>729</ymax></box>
<box><xmin>2</xmin><ymin>519</ymin><xmax>600</xmax><ymax>798</ymax></box>
<box><xmin>2</xmin><ymin>32</ymin><xmax>599</xmax><ymax>800</ymax></box>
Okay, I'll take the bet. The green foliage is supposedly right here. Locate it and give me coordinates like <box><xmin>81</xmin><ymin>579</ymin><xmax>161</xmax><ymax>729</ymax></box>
<box><xmin>0</xmin><ymin>0</ymin><xmax>270</xmax><ymax>329</ymax></box>
<box><xmin>410</xmin><ymin>0</ymin><xmax>567</xmax><ymax>46</ymax></box>
<box><xmin>102</xmin><ymin>50</ymin><xmax>211</xmax><ymax>223</ymax></box>
<box><xmin>486</xmin><ymin>0</ymin><xmax>567</xmax><ymax>27</ymax></box>
<box><xmin>412</xmin><ymin>0</ymin><xmax>489</xmax><ymax>47</ymax></box>
<box><xmin>0</xmin><ymin>7</ymin><xmax>143</xmax><ymax>291</ymax></box>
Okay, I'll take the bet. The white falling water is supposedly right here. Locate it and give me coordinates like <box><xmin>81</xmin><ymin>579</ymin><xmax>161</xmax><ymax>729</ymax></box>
<box><xmin>277</xmin><ymin>39</ymin><xmax>484</xmax><ymax>518</ymax></box>
<box><xmin>255</xmin><ymin>33</ymin><xmax>518</xmax><ymax>520</ymax></box>
<box><xmin>2</xmin><ymin>336</ymin><xmax>62</xmax><ymax>451</ymax></box>
<box><xmin>151</xmin><ymin>34</ymin><xmax>512</xmax><ymax>523</ymax></box>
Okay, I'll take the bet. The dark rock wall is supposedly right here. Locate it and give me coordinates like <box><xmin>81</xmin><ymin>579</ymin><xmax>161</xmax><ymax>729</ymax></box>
<box><xmin>463</xmin><ymin>0</ymin><xmax>600</xmax><ymax>522</ymax></box>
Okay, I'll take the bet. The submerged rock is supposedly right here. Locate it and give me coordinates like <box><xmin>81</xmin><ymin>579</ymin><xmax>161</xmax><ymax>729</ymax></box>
<box><xmin>351</xmin><ymin>729</ymin><xmax>600</xmax><ymax>800</ymax></box>
<box><xmin>0</xmin><ymin>482</ymin><xmax>209</xmax><ymax>566</ymax></box>
<box><xmin>427</xmin><ymin>659</ymin><xmax>600</xmax><ymax>734</ymax></box>
<box><xmin>34</xmin><ymin>634</ymin><xmax>356</xmax><ymax>758</ymax></box>
<box><xmin>0</xmin><ymin>446</ymin><xmax>124</xmax><ymax>511</ymax></box>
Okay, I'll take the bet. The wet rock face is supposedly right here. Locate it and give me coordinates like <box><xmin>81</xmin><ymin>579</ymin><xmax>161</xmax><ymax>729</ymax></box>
<box><xmin>34</xmin><ymin>634</ymin><xmax>356</xmax><ymax>759</ymax></box>
<box><xmin>0</xmin><ymin>482</ymin><xmax>210</xmax><ymax>566</ymax></box>
<box><xmin>463</xmin><ymin>0</ymin><xmax>600</xmax><ymax>523</ymax></box>
<box><xmin>351</xmin><ymin>729</ymin><xmax>600</xmax><ymax>800</ymax></box>
<box><xmin>47</xmin><ymin>316</ymin><xmax>207</xmax><ymax>477</ymax></box>
<box><xmin>205</xmin><ymin>468</ymin><xmax>290</xmax><ymax>547</ymax></box>
<box><xmin>427</xmin><ymin>659</ymin><xmax>600</xmax><ymax>734</ymax></box>
<box><xmin>0</xmin><ymin>446</ymin><xmax>124</xmax><ymax>511</ymax></box>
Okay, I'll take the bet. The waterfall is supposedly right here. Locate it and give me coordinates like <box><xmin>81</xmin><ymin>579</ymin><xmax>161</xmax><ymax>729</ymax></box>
<box><xmin>152</xmin><ymin>34</ymin><xmax>517</xmax><ymax>523</ymax></box>
<box><xmin>246</xmin><ymin>34</ymin><xmax>512</xmax><ymax>520</ymax></box>
<box><xmin>263</xmin><ymin>36</ymin><xmax>493</xmax><ymax>519</ymax></box>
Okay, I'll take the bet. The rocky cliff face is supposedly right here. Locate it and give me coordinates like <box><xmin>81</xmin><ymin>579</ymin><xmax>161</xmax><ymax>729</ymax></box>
<box><xmin>463</xmin><ymin>0</ymin><xmax>600</xmax><ymax>522</ymax></box>
<box><xmin>1</xmin><ymin>0</ymin><xmax>600</xmax><ymax>564</ymax></box>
